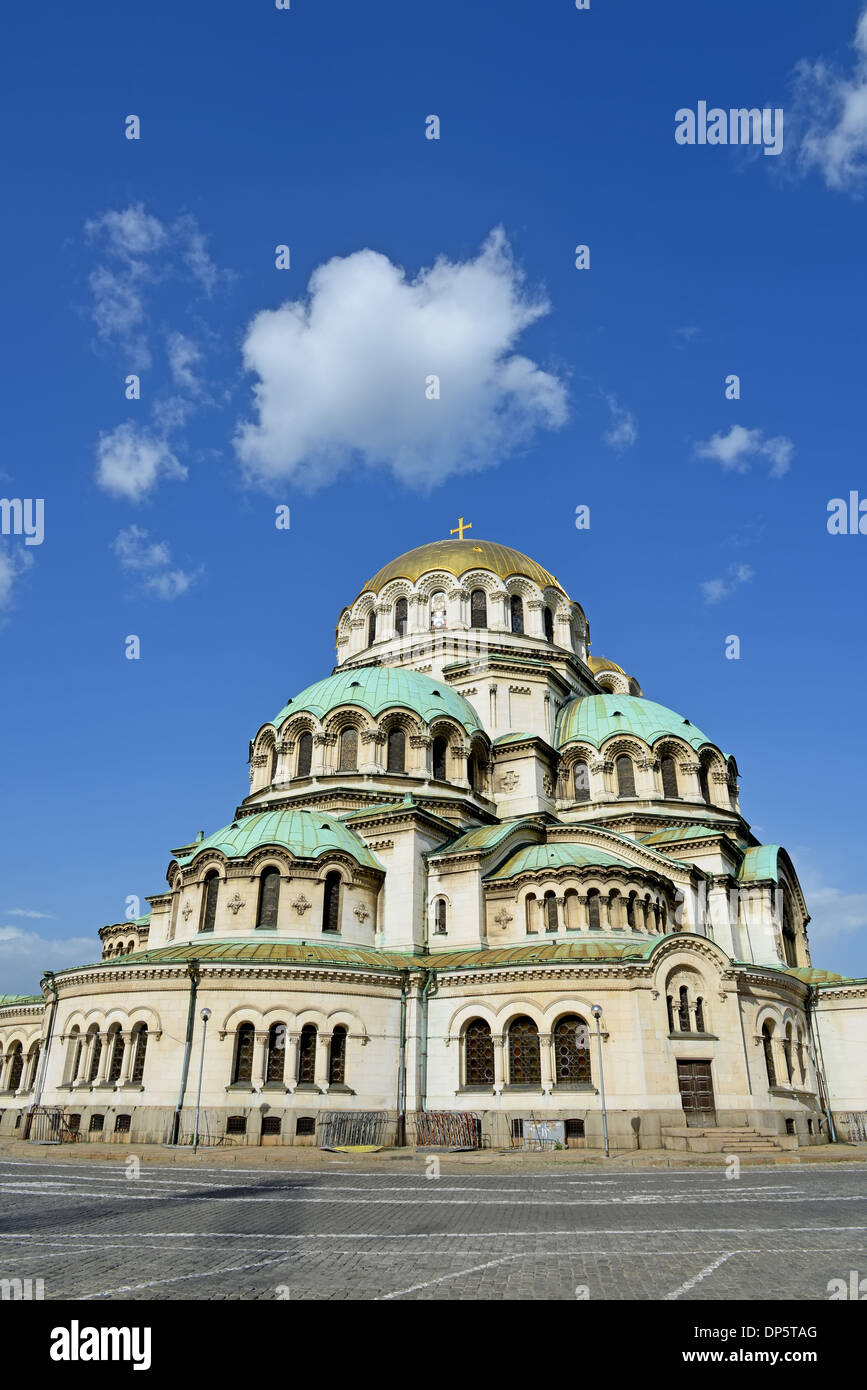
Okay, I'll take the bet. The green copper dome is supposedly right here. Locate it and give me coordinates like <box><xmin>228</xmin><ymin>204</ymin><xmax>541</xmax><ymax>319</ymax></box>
<box><xmin>555</xmin><ymin>694</ymin><xmax>721</xmax><ymax>754</ymax></box>
<box><xmin>271</xmin><ymin>666</ymin><xmax>482</xmax><ymax>734</ymax></box>
<box><xmin>172</xmin><ymin>808</ymin><xmax>383</xmax><ymax>871</ymax></box>
<box><xmin>485</xmin><ymin>842</ymin><xmax>633</xmax><ymax>881</ymax></box>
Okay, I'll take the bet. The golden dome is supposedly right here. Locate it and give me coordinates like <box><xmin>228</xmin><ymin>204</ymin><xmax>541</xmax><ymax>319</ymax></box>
<box><xmin>587</xmin><ymin>655</ymin><xmax>626</xmax><ymax>675</ymax></box>
<box><xmin>362</xmin><ymin>538</ymin><xmax>566</xmax><ymax>596</ymax></box>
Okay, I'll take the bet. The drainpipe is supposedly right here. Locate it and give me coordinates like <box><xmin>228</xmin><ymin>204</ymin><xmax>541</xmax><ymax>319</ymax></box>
<box><xmin>806</xmin><ymin>986</ymin><xmax>837</xmax><ymax>1144</ymax></box>
<box><xmin>395</xmin><ymin>971</ymin><xmax>408</xmax><ymax>1147</ymax></box>
<box><xmin>418</xmin><ymin>968</ymin><xmax>438</xmax><ymax>1114</ymax></box>
<box><xmin>169</xmin><ymin>959</ymin><xmax>200</xmax><ymax>1146</ymax></box>
<box><xmin>26</xmin><ymin>971</ymin><xmax>59</xmax><ymax>1138</ymax></box>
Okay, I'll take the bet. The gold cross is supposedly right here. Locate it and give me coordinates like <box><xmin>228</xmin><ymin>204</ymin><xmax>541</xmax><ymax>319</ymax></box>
<box><xmin>450</xmin><ymin>516</ymin><xmax>472</xmax><ymax>540</ymax></box>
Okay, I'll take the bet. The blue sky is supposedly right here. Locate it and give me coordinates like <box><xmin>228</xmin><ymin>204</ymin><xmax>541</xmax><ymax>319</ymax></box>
<box><xmin>1</xmin><ymin>0</ymin><xmax>866</xmax><ymax>991</ymax></box>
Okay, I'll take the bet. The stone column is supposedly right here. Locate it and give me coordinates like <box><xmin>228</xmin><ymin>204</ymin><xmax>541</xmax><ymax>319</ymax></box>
<box><xmin>254</xmin><ymin>1032</ymin><xmax>269</xmax><ymax>1088</ymax></box>
<box><xmin>526</xmin><ymin>599</ymin><xmax>544</xmax><ymax>637</ymax></box>
<box><xmin>0</xmin><ymin>1052</ymin><xmax>10</xmax><ymax>1091</ymax></box>
<box><xmin>492</xmin><ymin>1036</ymin><xmax>506</xmax><ymax>1093</ymax></box>
<box><xmin>315</xmin><ymin>1035</ymin><xmax>331</xmax><ymax>1092</ymax></box>
<box><xmin>118</xmin><ymin>1033</ymin><xmax>135</xmax><ymax>1085</ymax></box>
<box><xmin>284</xmin><ymin>1033</ymin><xmax>300</xmax><ymax>1091</ymax></box>
<box><xmin>95</xmin><ymin>1033</ymin><xmax>112</xmax><ymax>1086</ymax></box>
<box><xmin>539</xmin><ymin>1034</ymin><xmax>554</xmax><ymax>1093</ymax></box>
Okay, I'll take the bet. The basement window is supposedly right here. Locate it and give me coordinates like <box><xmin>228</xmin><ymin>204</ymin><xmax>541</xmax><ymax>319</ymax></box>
<box><xmin>88</xmin><ymin>1114</ymin><xmax>104</xmax><ymax>1133</ymax></box>
<box><xmin>785</xmin><ymin>1119</ymin><xmax>795</xmax><ymax>1136</ymax></box>
<box><xmin>565</xmin><ymin>1118</ymin><xmax>585</xmax><ymax>1139</ymax></box>
<box><xmin>262</xmin><ymin>1116</ymin><xmax>281</xmax><ymax>1136</ymax></box>
<box><xmin>296</xmin><ymin>1116</ymin><xmax>316</xmax><ymax>1136</ymax></box>
<box><xmin>227</xmin><ymin>1115</ymin><xmax>247</xmax><ymax>1136</ymax></box>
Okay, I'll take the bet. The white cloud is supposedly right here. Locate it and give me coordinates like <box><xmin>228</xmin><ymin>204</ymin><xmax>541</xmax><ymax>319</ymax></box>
<box><xmin>235</xmin><ymin>228</ymin><xmax>568</xmax><ymax>490</ymax></box>
<box><xmin>701</xmin><ymin>562</ymin><xmax>754</xmax><ymax>605</ymax></box>
<box><xmin>95</xmin><ymin>423</ymin><xmax>186</xmax><ymax>502</ymax></box>
<box><xmin>603</xmin><ymin>395</ymin><xmax>637</xmax><ymax>451</ymax></box>
<box><xmin>799</xmin><ymin>876</ymin><xmax>867</xmax><ymax>943</ymax></box>
<box><xmin>795</xmin><ymin>8</ymin><xmax>867</xmax><ymax>191</ymax></box>
<box><xmin>673</xmin><ymin>325</ymin><xmax>700</xmax><ymax>348</ymax></box>
<box><xmin>84</xmin><ymin>204</ymin><xmax>225</xmax><ymax>366</ymax></box>
<box><xmin>0</xmin><ymin>925</ymin><xmax>97</xmax><ymax>997</ymax></box>
<box><xmin>0</xmin><ymin>546</ymin><xmax>34</xmax><ymax>611</ymax></box>
<box><xmin>113</xmin><ymin>524</ymin><xmax>201</xmax><ymax>600</ymax></box>
<box><xmin>6</xmin><ymin>909</ymin><xmax>53</xmax><ymax>919</ymax></box>
<box><xmin>166</xmin><ymin>332</ymin><xmax>204</xmax><ymax>394</ymax></box>
<box><xmin>696</xmin><ymin>424</ymin><xmax>793</xmax><ymax>478</ymax></box>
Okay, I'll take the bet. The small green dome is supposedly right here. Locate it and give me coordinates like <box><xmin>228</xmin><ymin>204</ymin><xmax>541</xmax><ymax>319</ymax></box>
<box><xmin>486</xmin><ymin>842</ymin><xmax>633</xmax><ymax>881</ymax></box>
<box><xmin>555</xmin><ymin>694</ymin><xmax>720</xmax><ymax>754</ymax></box>
<box><xmin>272</xmin><ymin>666</ymin><xmax>482</xmax><ymax>735</ymax></box>
<box><xmin>172</xmin><ymin>808</ymin><xmax>383</xmax><ymax>871</ymax></box>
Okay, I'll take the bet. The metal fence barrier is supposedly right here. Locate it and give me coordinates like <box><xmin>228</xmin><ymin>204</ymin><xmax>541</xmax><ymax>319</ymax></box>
<box><xmin>318</xmin><ymin>1111</ymin><xmax>387</xmax><ymax>1147</ymax></box>
<box><xmin>414</xmin><ymin>1111</ymin><xmax>482</xmax><ymax>1149</ymax></box>
<box><xmin>26</xmin><ymin>1107</ymin><xmax>79</xmax><ymax>1144</ymax></box>
<box><xmin>836</xmin><ymin>1111</ymin><xmax>867</xmax><ymax>1143</ymax></box>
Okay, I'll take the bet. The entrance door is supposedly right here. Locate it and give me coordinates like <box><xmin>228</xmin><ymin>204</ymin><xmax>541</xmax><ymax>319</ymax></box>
<box><xmin>677</xmin><ymin>1060</ymin><xmax>716</xmax><ymax>1127</ymax></box>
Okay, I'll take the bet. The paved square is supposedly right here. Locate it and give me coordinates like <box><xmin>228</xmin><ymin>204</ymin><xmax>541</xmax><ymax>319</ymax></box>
<box><xmin>0</xmin><ymin>1158</ymin><xmax>864</xmax><ymax>1300</ymax></box>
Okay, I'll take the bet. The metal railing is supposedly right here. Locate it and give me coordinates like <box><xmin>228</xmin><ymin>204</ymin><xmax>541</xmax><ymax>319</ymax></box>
<box><xmin>414</xmin><ymin>1111</ymin><xmax>482</xmax><ymax>1149</ymax></box>
<box><xmin>319</xmin><ymin>1111</ymin><xmax>387</xmax><ymax>1148</ymax></box>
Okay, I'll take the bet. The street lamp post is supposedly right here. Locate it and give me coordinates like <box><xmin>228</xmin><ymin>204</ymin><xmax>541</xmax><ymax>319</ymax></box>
<box><xmin>591</xmin><ymin>1004</ymin><xmax>610</xmax><ymax>1157</ymax></box>
<box><xmin>192</xmin><ymin>1007</ymin><xmax>211</xmax><ymax>1154</ymax></box>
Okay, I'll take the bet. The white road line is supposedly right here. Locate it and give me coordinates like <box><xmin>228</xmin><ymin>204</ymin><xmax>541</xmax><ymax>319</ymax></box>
<box><xmin>1</xmin><ymin>1224</ymin><xmax>864</xmax><ymax>1239</ymax></box>
<box><xmin>665</xmin><ymin>1251</ymin><xmax>740</xmax><ymax>1300</ymax></box>
<box><xmin>78</xmin><ymin>1253</ymin><xmax>294</xmax><ymax>1300</ymax></box>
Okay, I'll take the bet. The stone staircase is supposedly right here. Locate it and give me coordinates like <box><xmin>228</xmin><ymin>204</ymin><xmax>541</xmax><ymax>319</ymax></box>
<box><xmin>662</xmin><ymin>1124</ymin><xmax>797</xmax><ymax>1154</ymax></box>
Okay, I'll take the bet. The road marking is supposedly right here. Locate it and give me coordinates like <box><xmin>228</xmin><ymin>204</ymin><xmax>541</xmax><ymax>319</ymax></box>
<box><xmin>665</xmin><ymin>1251</ymin><xmax>740</xmax><ymax>1299</ymax></box>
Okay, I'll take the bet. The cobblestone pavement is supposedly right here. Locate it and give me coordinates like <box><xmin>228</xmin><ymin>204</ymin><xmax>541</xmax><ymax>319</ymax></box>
<box><xmin>0</xmin><ymin>1157</ymin><xmax>865</xmax><ymax>1300</ymax></box>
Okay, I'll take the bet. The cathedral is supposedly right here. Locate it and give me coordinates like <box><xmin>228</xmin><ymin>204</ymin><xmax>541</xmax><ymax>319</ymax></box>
<box><xmin>1</xmin><ymin>533</ymin><xmax>864</xmax><ymax>1152</ymax></box>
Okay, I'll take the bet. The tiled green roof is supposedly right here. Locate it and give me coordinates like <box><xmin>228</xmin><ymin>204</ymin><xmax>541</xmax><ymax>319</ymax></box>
<box><xmin>785</xmin><ymin>967</ymin><xmax>866</xmax><ymax>987</ymax></box>
<box><xmin>641</xmin><ymin>825</ymin><xmax>725</xmax><ymax>846</ymax></box>
<box><xmin>432</xmin><ymin>820</ymin><xmax>541</xmax><ymax>859</ymax></box>
<box><xmin>738</xmin><ymin>845</ymin><xmax>781</xmax><ymax>883</ymax></box>
<box><xmin>0</xmin><ymin>994</ymin><xmax>43</xmax><ymax>1008</ymax></box>
<box><xmin>173</xmin><ymin>808</ymin><xmax>384</xmax><ymax>871</ymax></box>
<box><xmin>271</xmin><ymin>667</ymin><xmax>481</xmax><ymax>735</ymax></box>
<box><xmin>492</xmin><ymin>731</ymin><xmax>538</xmax><ymax>746</ymax></box>
<box><xmin>486</xmin><ymin>842</ymin><xmax>631</xmax><ymax>881</ymax></box>
<box><xmin>556</xmin><ymin>694</ymin><xmax>720</xmax><ymax>754</ymax></box>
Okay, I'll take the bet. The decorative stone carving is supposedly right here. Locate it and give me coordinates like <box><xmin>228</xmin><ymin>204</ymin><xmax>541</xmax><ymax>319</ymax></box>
<box><xmin>292</xmin><ymin>894</ymin><xmax>312</xmax><ymax>916</ymax></box>
<box><xmin>498</xmin><ymin>772</ymin><xmax>520</xmax><ymax>792</ymax></box>
<box><xmin>353</xmin><ymin>902</ymin><xmax>370</xmax><ymax>923</ymax></box>
<box><xmin>181</xmin><ymin>901</ymin><xmax>193</xmax><ymax>922</ymax></box>
<box><xmin>226</xmin><ymin>892</ymin><xmax>246</xmax><ymax>916</ymax></box>
<box><xmin>494</xmin><ymin>908</ymin><xmax>513</xmax><ymax>928</ymax></box>
<box><xmin>542</xmin><ymin>774</ymin><xmax>554</xmax><ymax>796</ymax></box>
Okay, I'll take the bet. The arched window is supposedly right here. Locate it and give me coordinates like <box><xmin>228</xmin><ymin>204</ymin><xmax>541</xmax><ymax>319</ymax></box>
<box><xmin>257</xmin><ymin>866</ymin><xmax>281</xmax><ymax>928</ymax></box>
<box><xmin>131</xmin><ymin>1024</ymin><xmax>148</xmax><ymax>1085</ymax></box>
<box><xmin>296</xmin><ymin>732</ymin><xmax>313</xmax><ymax>778</ymax></box>
<box><xmin>608</xmin><ymin>890</ymin><xmax>622</xmax><ymax>928</ymax></box>
<box><xmin>338</xmin><ymin>727</ymin><xmax>358</xmax><ymax>772</ymax></box>
<box><xmin>432</xmin><ymin>736</ymin><xmax>448</xmax><ymax>781</ymax></box>
<box><xmin>783</xmin><ymin>1024</ymin><xmax>794</xmax><ymax>1083</ymax></box>
<box><xmin>678</xmin><ymin>986</ymin><xmax>691</xmax><ymax>1032</ymax></box>
<box><xmin>626</xmin><ymin>892</ymin><xmax>637</xmax><ymax>930</ymax></box>
<box><xmin>508</xmin><ymin>1016</ymin><xmax>541</xmax><ymax>1086</ymax></box>
<box><xmin>615</xmin><ymin>754</ymin><xmax>636</xmax><ymax>798</ymax></box>
<box><xmin>563</xmin><ymin>889</ymin><xmax>580</xmax><ymax>929</ymax></box>
<box><xmin>660</xmin><ymin>755</ymin><xmax>679</xmax><ymax>798</ymax></box>
<box><xmin>586</xmin><ymin>889</ymin><xmax>601</xmax><ymax>929</ymax></box>
<box><xmin>297</xmin><ymin>1024</ymin><xmax>317</xmax><ymax>1085</ymax></box>
<box><xmin>266</xmin><ymin>1023</ymin><xmax>286</xmax><ymax>1083</ymax></box>
<box><xmin>659</xmin><ymin>899</ymin><xmax>667</xmax><ymax>933</ymax></box>
<box><xmin>7</xmin><ymin>1043</ymin><xmax>23</xmax><ymax>1091</ymax></box>
<box><xmin>573</xmin><ymin>761</ymin><xmax>590</xmax><ymax>802</ymax></box>
<box><xmin>322</xmin><ymin>871</ymin><xmax>341</xmax><ymax>933</ymax></box>
<box><xmin>232</xmin><ymin>1022</ymin><xmax>255</xmax><ymax>1085</ymax></box>
<box><xmin>267</xmin><ymin>742</ymin><xmax>278</xmax><ymax>784</ymax></box>
<box><xmin>544</xmin><ymin>891</ymin><xmax>558</xmax><ymax>933</ymax></box>
<box><xmin>553</xmin><ymin>1015</ymin><xmax>591</xmax><ymax>1086</ymax></box>
<box><xmin>467</xmin><ymin>751</ymin><xmax>482</xmax><ymax>792</ymax></box>
<box><xmin>394</xmin><ymin>597</ymin><xmax>408</xmax><ymax>638</ymax></box>
<box><xmin>86</xmin><ymin>1026</ymin><xmax>102</xmax><ymax>1084</ymax></box>
<box><xmin>698</xmin><ymin>758</ymin><xmax>711</xmax><ymax>804</ymax></box>
<box><xmin>107</xmin><ymin>1025</ymin><xmax>124</xmax><ymax>1084</ymax></box>
<box><xmin>386</xmin><ymin>727</ymin><xmax>405</xmax><ymax>773</ymax></box>
<box><xmin>666</xmin><ymin>996</ymin><xmax>675</xmax><ymax>1032</ymax></box>
<box><xmin>510</xmin><ymin>594</ymin><xmax>524</xmax><ymax>634</ymax></box>
<box><xmin>464</xmin><ymin>1019</ymin><xmax>494</xmax><ymax>1086</ymax></box>
<box><xmin>762</xmin><ymin>1022</ymin><xmax>776</xmax><ymax>1087</ymax></box>
<box><xmin>200</xmin><ymin>870</ymin><xmax>219</xmax><ymax>934</ymax></box>
<box><xmin>434</xmin><ymin>899</ymin><xmax>447</xmax><ymax>935</ymax></box>
<box><xmin>430</xmin><ymin>592</ymin><xmax>447</xmax><ymax>630</ymax></box>
<box><xmin>525</xmin><ymin>893</ymin><xmax>537</xmax><ymax>934</ymax></box>
<box><xmin>695</xmin><ymin>997</ymin><xmax>705</xmax><ymax>1033</ymax></box>
<box><xmin>543</xmin><ymin>606</ymin><xmax>554</xmax><ymax>643</ymax></box>
<box><xmin>470</xmin><ymin>588</ymin><xmax>487</xmax><ymax>629</ymax></box>
<box><xmin>367</xmin><ymin>611</ymin><xmax>377</xmax><ymax>646</ymax></box>
<box><xmin>66</xmin><ymin>1028</ymin><xmax>82</xmax><ymax>1085</ymax></box>
<box><xmin>782</xmin><ymin>901</ymin><xmax>798</xmax><ymax>967</ymax></box>
<box><xmin>26</xmin><ymin>1042</ymin><xmax>40</xmax><ymax>1089</ymax></box>
<box><xmin>328</xmin><ymin>1025</ymin><xmax>347</xmax><ymax>1085</ymax></box>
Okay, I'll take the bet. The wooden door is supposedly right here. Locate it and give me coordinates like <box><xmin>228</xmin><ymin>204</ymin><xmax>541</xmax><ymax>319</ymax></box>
<box><xmin>677</xmin><ymin>1060</ymin><xmax>716</xmax><ymax>1127</ymax></box>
